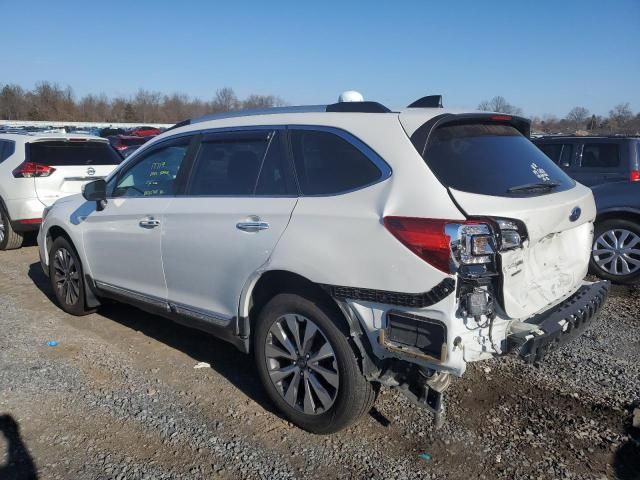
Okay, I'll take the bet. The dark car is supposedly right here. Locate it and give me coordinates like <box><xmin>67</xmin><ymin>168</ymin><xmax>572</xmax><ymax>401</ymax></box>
<box><xmin>120</xmin><ymin>144</ymin><xmax>142</xmax><ymax>158</ymax></box>
<box><xmin>588</xmin><ymin>181</ymin><xmax>640</xmax><ymax>284</ymax></box>
<box><xmin>532</xmin><ymin>136</ymin><xmax>639</xmax><ymax>186</ymax></box>
<box><xmin>534</xmin><ymin>136</ymin><xmax>640</xmax><ymax>283</ymax></box>
<box><xmin>108</xmin><ymin>134</ymin><xmax>151</xmax><ymax>152</ymax></box>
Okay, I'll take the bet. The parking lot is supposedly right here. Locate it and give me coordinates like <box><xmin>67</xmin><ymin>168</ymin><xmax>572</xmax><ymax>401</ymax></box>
<box><xmin>0</xmin><ymin>242</ymin><xmax>637</xmax><ymax>480</ymax></box>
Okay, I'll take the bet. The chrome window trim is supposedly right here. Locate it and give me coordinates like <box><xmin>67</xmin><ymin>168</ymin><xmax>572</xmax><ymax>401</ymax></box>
<box><xmin>109</xmin><ymin>124</ymin><xmax>393</xmax><ymax>199</ymax></box>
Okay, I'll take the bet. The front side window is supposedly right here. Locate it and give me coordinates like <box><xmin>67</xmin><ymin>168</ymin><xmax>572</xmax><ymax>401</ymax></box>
<box><xmin>581</xmin><ymin>143</ymin><xmax>620</xmax><ymax>168</ymax></box>
<box><xmin>290</xmin><ymin>130</ymin><xmax>382</xmax><ymax>195</ymax></box>
<box><xmin>112</xmin><ymin>140</ymin><xmax>190</xmax><ymax>197</ymax></box>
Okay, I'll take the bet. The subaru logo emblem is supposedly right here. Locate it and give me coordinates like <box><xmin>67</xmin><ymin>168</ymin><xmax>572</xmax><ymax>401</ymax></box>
<box><xmin>569</xmin><ymin>207</ymin><xmax>581</xmax><ymax>222</ymax></box>
<box><xmin>87</xmin><ymin>167</ymin><xmax>95</xmax><ymax>176</ymax></box>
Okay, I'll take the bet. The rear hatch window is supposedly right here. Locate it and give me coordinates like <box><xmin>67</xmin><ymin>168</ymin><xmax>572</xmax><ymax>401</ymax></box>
<box><xmin>29</xmin><ymin>140</ymin><xmax>122</xmax><ymax>166</ymax></box>
<box><xmin>420</xmin><ymin>123</ymin><xmax>574</xmax><ymax>197</ymax></box>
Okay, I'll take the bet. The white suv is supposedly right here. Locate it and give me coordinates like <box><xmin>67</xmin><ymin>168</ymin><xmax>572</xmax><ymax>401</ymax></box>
<box><xmin>0</xmin><ymin>133</ymin><xmax>121</xmax><ymax>250</ymax></box>
<box><xmin>37</xmin><ymin>97</ymin><xmax>609</xmax><ymax>433</ymax></box>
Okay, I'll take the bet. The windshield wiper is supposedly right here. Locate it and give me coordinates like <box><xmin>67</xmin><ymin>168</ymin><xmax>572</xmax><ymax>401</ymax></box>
<box><xmin>507</xmin><ymin>181</ymin><xmax>560</xmax><ymax>193</ymax></box>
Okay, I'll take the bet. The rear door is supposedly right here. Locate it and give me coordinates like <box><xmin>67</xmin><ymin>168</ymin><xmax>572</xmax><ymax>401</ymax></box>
<box><xmin>410</xmin><ymin>119</ymin><xmax>594</xmax><ymax>319</ymax></box>
<box><xmin>29</xmin><ymin>138</ymin><xmax>122</xmax><ymax>206</ymax></box>
<box><xmin>161</xmin><ymin>129</ymin><xmax>298</xmax><ymax>321</ymax></box>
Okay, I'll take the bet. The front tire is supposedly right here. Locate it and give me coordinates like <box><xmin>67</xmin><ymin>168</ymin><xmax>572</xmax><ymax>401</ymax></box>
<box><xmin>254</xmin><ymin>293</ymin><xmax>376</xmax><ymax>434</ymax></box>
<box><xmin>590</xmin><ymin>219</ymin><xmax>640</xmax><ymax>284</ymax></box>
<box><xmin>0</xmin><ymin>205</ymin><xmax>24</xmax><ymax>250</ymax></box>
<box><xmin>49</xmin><ymin>237</ymin><xmax>93</xmax><ymax>315</ymax></box>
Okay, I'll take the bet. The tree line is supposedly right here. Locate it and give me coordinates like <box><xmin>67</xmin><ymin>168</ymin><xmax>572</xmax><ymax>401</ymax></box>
<box><xmin>0</xmin><ymin>82</ymin><xmax>286</xmax><ymax>124</ymax></box>
<box><xmin>1</xmin><ymin>83</ymin><xmax>637</xmax><ymax>134</ymax></box>
<box><xmin>478</xmin><ymin>95</ymin><xmax>640</xmax><ymax>135</ymax></box>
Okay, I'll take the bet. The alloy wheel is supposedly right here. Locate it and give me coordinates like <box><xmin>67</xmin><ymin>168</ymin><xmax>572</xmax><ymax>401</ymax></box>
<box><xmin>592</xmin><ymin>228</ymin><xmax>640</xmax><ymax>276</ymax></box>
<box><xmin>265</xmin><ymin>314</ymin><xmax>339</xmax><ymax>415</ymax></box>
<box><xmin>53</xmin><ymin>248</ymin><xmax>81</xmax><ymax>305</ymax></box>
<box><xmin>0</xmin><ymin>213</ymin><xmax>5</xmax><ymax>244</ymax></box>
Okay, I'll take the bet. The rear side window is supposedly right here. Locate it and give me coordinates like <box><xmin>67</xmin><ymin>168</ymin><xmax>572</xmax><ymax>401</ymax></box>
<box><xmin>290</xmin><ymin>130</ymin><xmax>382</xmax><ymax>195</ymax></box>
<box><xmin>0</xmin><ymin>140</ymin><xmax>15</xmax><ymax>163</ymax></box>
<box><xmin>29</xmin><ymin>141</ymin><xmax>122</xmax><ymax>166</ymax></box>
<box><xmin>581</xmin><ymin>143</ymin><xmax>620</xmax><ymax>168</ymax></box>
<box><xmin>421</xmin><ymin>123</ymin><xmax>575</xmax><ymax>197</ymax></box>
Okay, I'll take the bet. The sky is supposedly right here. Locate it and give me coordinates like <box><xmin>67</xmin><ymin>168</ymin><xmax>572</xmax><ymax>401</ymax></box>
<box><xmin>0</xmin><ymin>0</ymin><xmax>638</xmax><ymax>118</ymax></box>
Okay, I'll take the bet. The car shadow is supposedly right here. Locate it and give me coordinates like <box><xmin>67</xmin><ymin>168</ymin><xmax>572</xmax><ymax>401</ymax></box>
<box><xmin>613</xmin><ymin>404</ymin><xmax>640</xmax><ymax>480</ymax></box>
<box><xmin>27</xmin><ymin>262</ymin><xmax>278</xmax><ymax>418</ymax></box>
<box><xmin>0</xmin><ymin>414</ymin><xmax>38</xmax><ymax>480</ymax></box>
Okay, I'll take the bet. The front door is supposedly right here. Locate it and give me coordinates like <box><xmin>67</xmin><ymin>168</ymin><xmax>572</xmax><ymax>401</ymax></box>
<box><xmin>82</xmin><ymin>136</ymin><xmax>194</xmax><ymax>301</ymax></box>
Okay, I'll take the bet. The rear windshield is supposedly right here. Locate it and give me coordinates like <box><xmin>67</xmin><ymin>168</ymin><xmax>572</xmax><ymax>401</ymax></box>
<box><xmin>421</xmin><ymin>123</ymin><xmax>575</xmax><ymax>196</ymax></box>
<box><xmin>29</xmin><ymin>141</ymin><xmax>122</xmax><ymax>166</ymax></box>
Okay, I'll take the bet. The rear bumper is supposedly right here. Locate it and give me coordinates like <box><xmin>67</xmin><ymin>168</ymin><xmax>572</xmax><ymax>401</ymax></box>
<box><xmin>4</xmin><ymin>197</ymin><xmax>45</xmax><ymax>231</ymax></box>
<box><xmin>507</xmin><ymin>280</ymin><xmax>609</xmax><ymax>364</ymax></box>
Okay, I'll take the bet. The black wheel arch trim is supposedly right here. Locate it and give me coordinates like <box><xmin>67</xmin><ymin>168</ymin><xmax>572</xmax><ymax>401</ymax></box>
<box><xmin>320</xmin><ymin>278</ymin><xmax>456</xmax><ymax>308</ymax></box>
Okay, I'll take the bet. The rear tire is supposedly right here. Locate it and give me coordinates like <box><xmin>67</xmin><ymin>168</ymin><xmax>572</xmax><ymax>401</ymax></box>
<box><xmin>254</xmin><ymin>292</ymin><xmax>376</xmax><ymax>434</ymax></box>
<box><xmin>0</xmin><ymin>205</ymin><xmax>24</xmax><ymax>250</ymax></box>
<box><xmin>48</xmin><ymin>236</ymin><xmax>93</xmax><ymax>315</ymax></box>
<box><xmin>590</xmin><ymin>218</ymin><xmax>640</xmax><ymax>284</ymax></box>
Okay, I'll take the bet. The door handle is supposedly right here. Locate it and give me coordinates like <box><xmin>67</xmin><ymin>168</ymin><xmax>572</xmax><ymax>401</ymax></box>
<box><xmin>236</xmin><ymin>221</ymin><xmax>269</xmax><ymax>232</ymax></box>
<box><xmin>139</xmin><ymin>216</ymin><xmax>161</xmax><ymax>228</ymax></box>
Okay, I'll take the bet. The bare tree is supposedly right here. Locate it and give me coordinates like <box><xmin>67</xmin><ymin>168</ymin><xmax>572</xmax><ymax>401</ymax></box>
<box><xmin>566</xmin><ymin>106</ymin><xmax>590</xmax><ymax>128</ymax></box>
<box><xmin>211</xmin><ymin>87</ymin><xmax>239</xmax><ymax>112</ymax></box>
<box><xmin>241</xmin><ymin>94</ymin><xmax>286</xmax><ymax>110</ymax></box>
<box><xmin>609</xmin><ymin>102</ymin><xmax>633</xmax><ymax>131</ymax></box>
<box><xmin>477</xmin><ymin>96</ymin><xmax>523</xmax><ymax>115</ymax></box>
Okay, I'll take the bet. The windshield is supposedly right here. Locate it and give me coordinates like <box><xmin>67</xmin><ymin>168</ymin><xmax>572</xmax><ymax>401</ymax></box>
<box><xmin>29</xmin><ymin>141</ymin><xmax>122</xmax><ymax>166</ymax></box>
<box><xmin>422</xmin><ymin>123</ymin><xmax>575</xmax><ymax>197</ymax></box>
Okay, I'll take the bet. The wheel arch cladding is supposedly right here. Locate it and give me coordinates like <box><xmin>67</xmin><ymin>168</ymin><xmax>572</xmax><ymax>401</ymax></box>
<box><xmin>242</xmin><ymin>270</ymin><xmax>353</xmax><ymax>346</ymax></box>
<box><xmin>596</xmin><ymin>210</ymin><xmax>640</xmax><ymax>226</ymax></box>
<box><xmin>47</xmin><ymin>225</ymin><xmax>101</xmax><ymax>309</ymax></box>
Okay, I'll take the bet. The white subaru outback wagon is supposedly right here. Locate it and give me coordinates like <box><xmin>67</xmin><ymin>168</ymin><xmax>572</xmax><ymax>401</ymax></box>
<box><xmin>38</xmin><ymin>96</ymin><xmax>609</xmax><ymax>433</ymax></box>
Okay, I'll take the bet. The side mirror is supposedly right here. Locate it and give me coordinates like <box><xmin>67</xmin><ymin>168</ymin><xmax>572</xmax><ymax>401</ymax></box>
<box><xmin>82</xmin><ymin>179</ymin><xmax>107</xmax><ymax>210</ymax></box>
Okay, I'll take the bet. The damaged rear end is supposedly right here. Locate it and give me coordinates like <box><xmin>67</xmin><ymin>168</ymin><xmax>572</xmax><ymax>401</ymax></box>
<box><xmin>370</xmin><ymin>112</ymin><xmax>611</xmax><ymax>422</ymax></box>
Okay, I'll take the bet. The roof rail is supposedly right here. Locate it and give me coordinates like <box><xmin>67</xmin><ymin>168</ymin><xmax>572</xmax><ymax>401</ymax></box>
<box><xmin>167</xmin><ymin>101</ymin><xmax>394</xmax><ymax>131</ymax></box>
<box><xmin>407</xmin><ymin>95</ymin><xmax>443</xmax><ymax>108</ymax></box>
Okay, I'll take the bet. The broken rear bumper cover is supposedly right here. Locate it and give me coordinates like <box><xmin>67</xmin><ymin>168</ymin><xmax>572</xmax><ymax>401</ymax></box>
<box><xmin>507</xmin><ymin>280</ymin><xmax>610</xmax><ymax>364</ymax></box>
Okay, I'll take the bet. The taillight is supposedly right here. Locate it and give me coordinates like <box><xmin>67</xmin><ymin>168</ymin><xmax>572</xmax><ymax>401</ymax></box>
<box><xmin>631</xmin><ymin>170</ymin><xmax>640</xmax><ymax>182</ymax></box>
<box><xmin>384</xmin><ymin>216</ymin><xmax>524</xmax><ymax>274</ymax></box>
<box><xmin>383</xmin><ymin>217</ymin><xmax>454</xmax><ymax>273</ymax></box>
<box><xmin>12</xmin><ymin>162</ymin><xmax>56</xmax><ymax>178</ymax></box>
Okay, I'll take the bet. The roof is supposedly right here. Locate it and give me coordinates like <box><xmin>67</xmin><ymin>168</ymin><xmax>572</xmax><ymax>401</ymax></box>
<box><xmin>0</xmin><ymin>132</ymin><xmax>107</xmax><ymax>143</ymax></box>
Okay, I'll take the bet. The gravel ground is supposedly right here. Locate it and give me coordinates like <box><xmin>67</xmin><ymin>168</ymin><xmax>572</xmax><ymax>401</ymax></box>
<box><xmin>1</xmin><ymin>243</ymin><xmax>639</xmax><ymax>480</ymax></box>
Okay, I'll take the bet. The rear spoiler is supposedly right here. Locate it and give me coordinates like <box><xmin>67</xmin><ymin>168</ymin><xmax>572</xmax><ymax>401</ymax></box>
<box><xmin>409</xmin><ymin>113</ymin><xmax>531</xmax><ymax>156</ymax></box>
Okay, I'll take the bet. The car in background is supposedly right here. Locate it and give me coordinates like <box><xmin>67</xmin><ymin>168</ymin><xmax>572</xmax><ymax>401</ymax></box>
<box><xmin>533</xmin><ymin>136</ymin><xmax>640</xmax><ymax>283</ymax></box>
<box><xmin>120</xmin><ymin>144</ymin><xmax>142</xmax><ymax>159</ymax></box>
<box><xmin>108</xmin><ymin>134</ymin><xmax>151</xmax><ymax>152</ymax></box>
<box><xmin>588</xmin><ymin>181</ymin><xmax>640</xmax><ymax>283</ymax></box>
<box><xmin>0</xmin><ymin>133</ymin><xmax>122</xmax><ymax>250</ymax></box>
<box><xmin>100</xmin><ymin>127</ymin><xmax>126</xmax><ymax>138</ymax></box>
<box><xmin>128</xmin><ymin>126</ymin><xmax>161</xmax><ymax>137</ymax></box>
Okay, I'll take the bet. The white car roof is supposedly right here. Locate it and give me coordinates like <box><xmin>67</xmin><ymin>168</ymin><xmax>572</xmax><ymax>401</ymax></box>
<box><xmin>0</xmin><ymin>132</ymin><xmax>108</xmax><ymax>143</ymax></box>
